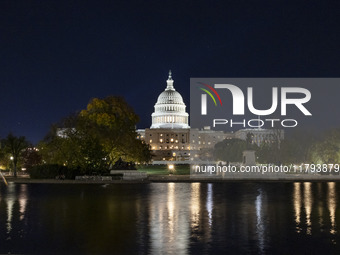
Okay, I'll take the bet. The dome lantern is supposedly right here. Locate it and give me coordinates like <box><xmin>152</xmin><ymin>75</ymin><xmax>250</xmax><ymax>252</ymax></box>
<box><xmin>166</xmin><ymin>70</ymin><xmax>174</xmax><ymax>90</ymax></box>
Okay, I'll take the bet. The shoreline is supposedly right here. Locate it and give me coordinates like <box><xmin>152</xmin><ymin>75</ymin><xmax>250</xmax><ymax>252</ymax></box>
<box><xmin>3</xmin><ymin>175</ymin><xmax>340</xmax><ymax>184</ymax></box>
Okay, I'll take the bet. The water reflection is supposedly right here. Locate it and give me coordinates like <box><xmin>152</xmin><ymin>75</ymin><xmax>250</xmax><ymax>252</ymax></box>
<box><xmin>149</xmin><ymin>183</ymin><xmax>190</xmax><ymax>254</ymax></box>
<box><xmin>255</xmin><ymin>188</ymin><xmax>265</xmax><ymax>252</ymax></box>
<box><xmin>304</xmin><ymin>182</ymin><xmax>313</xmax><ymax>235</ymax></box>
<box><xmin>206</xmin><ymin>183</ymin><xmax>213</xmax><ymax>227</ymax></box>
<box><xmin>293</xmin><ymin>182</ymin><xmax>302</xmax><ymax>232</ymax></box>
<box><xmin>167</xmin><ymin>182</ymin><xmax>175</xmax><ymax>236</ymax></box>
<box><xmin>19</xmin><ymin>184</ymin><xmax>28</xmax><ymax>221</ymax></box>
<box><xmin>293</xmin><ymin>182</ymin><xmax>338</xmax><ymax>237</ymax></box>
<box><xmin>328</xmin><ymin>182</ymin><xmax>337</xmax><ymax>235</ymax></box>
<box><xmin>1</xmin><ymin>182</ymin><xmax>340</xmax><ymax>254</ymax></box>
<box><xmin>6</xmin><ymin>183</ymin><xmax>15</xmax><ymax>234</ymax></box>
<box><xmin>6</xmin><ymin>195</ymin><xmax>14</xmax><ymax>234</ymax></box>
<box><xmin>5</xmin><ymin>183</ymin><xmax>28</xmax><ymax>234</ymax></box>
<box><xmin>149</xmin><ymin>183</ymin><xmax>216</xmax><ymax>254</ymax></box>
<box><xmin>191</xmin><ymin>183</ymin><xmax>200</xmax><ymax>230</ymax></box>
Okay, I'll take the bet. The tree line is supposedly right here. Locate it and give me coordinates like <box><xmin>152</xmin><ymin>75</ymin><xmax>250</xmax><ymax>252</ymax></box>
<box><xmin>0</xmin><ymin>96</ymin><xmax>152</xmax><ymax>177</ymax></box>
<box><xmin>214</xmin><ymin>128</ymin><xmax>340</xmax><ymax>165</ymax></box>
<box><xmin>1</xmin><ymin>95</ymin><xmax>339</xmax><ymax>177</ymax></box>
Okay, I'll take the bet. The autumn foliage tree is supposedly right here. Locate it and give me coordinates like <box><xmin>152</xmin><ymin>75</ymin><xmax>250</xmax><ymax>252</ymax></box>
<box><xmin>39</xmin><ymin>96</ymin><xmax>151</xmax><ymax>173</ymax></box>
<box><xmin>79</xmin><ymin>96</ymin><xmax>147</xmax><ymax>165</ymax></box>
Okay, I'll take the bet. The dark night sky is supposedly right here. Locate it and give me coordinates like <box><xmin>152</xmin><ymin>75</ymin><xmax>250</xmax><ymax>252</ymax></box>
<box><xmin>1</xmin><ymin>0</ymin><xmax>340</xmax><ymax>144</ymax></box>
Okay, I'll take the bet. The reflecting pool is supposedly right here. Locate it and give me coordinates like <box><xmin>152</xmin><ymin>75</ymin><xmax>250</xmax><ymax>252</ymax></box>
<box><xmin>0</xmin><ymin>182</ymin><xmax>340</xmax><ymax>254</ymax></box>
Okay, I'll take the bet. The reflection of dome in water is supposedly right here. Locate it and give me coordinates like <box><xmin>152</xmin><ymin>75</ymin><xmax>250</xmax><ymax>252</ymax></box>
<box><xmin>150</xmin><ymin>71</ymin><xmax>189</xmax><ymax>129</ymax></box>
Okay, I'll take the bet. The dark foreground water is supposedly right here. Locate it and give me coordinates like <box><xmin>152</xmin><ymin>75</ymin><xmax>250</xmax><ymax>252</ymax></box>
<box><xmin>0</xmin><ymin>182</ymin><xmax>340</xmax><ymax>254</ymax></box>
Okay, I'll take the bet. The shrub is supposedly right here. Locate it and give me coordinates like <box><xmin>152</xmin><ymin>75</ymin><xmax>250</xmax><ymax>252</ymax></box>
<box><xmin>29</xmin><ymin>164</ymin><xmax>79</xmax><ymax>179</ymax></box>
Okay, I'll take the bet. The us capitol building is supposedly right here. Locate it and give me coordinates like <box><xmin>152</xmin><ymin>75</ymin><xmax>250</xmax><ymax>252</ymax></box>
<box><xmin>137</xmin><ymin>71</ymin><xmax>283</xmax><ymax>162</ymax></box>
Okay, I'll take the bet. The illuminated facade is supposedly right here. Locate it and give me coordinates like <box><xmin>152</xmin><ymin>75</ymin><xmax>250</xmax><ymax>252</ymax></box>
<box><xmin>234</xmin><ymin>128</ymin><xmax>284</xmax><ymax>146</ymax></box>
<box><xmin>137</xmin><ymin>71</ymin><xmax>283</xmax><ymax>162</ymax></box>
<box><xmin>138</xmin><ymin>71</ymin><xmax>191</xmax><ymax>161</ymax></box>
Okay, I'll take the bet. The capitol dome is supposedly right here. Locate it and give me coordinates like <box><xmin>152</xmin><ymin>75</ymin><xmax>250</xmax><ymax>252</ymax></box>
<box><xmin>150</xmin><ymin>71</ymin><xmax>189</xmax><ymax>129</ymax></box>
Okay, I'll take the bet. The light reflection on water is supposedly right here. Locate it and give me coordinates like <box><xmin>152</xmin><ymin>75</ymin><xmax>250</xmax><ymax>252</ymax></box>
<box><xmin>292</xmin><ymin>182</ymin><xmax>338</xmax><ymax>238</ymax></box>
<box><xmin>255</xmin><ymin>188</ymin><xmax>265</xmax><ymax>253</ymax></box>
<box><xmin>206</xmin><ymin>183</ymin><xmax>213</xmax><ymax>227</ymax></box>
<box><xmin>6</xmin><ymin>183</ymin><xmax>15</xmax><ymax>234</ymax></box>
<box><xmin>1</xmin><ymin>182</ymin><xmax>340</xmax><ymax>254</ymax></box>
<box><xmin>328</xmin><ymin>182</ymin><xmax>337</xmax><ymax>236</ymax></box>
<box><xmin>190</xmin><ymin>183</ymin><xmax>200</xmax><ymax>230</ymax></box>
<box><xmin>304</xmin><ymin>182</ymin><xmax>313</xmax><ymax>235</ymax></box>
<box><xmin>3</xmin><ymin>183</ymin><xmax>28</xmax><ymax>236</ymax></box>
<box><xmin>19</xmin><ymin>184</ymin><xmax>28</xmax><ymax>221</ymax></box>
<box><xmin>293</xmin><ymin>182</ymin><xmax>301</xmax><ymax>232</ymax></box>
<box><xmin>149</xmin><ymin>183</ymin><xmax>190</xmax><ymax>254</ymax></box>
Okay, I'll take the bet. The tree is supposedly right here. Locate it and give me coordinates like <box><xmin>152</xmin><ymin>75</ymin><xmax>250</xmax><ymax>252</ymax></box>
<box><xmin>2</xmin><ymin>134</ymin><xmax>29</xmax><ymax>177</ymax></box>
<box><xmin>279</xmin><ymin>129</ymin><xmax>317</xmax><ymax>164</ymax></box>
<box><xmin>214</xmin><ymin>138</ymin><xmax>256</xmax><ymax>162</ymax></box>
<box><xmin>79</xmin><ymin>96</ymin><xmax>151</xmax><ymax>166</ymax></box>
<box><xmin>39</xmin><ymin>116</ymin><xmax>110</xmax><ymax>173</ymax></box>
<box><xmin>256</xmin><ymin>141</ymin><xmax>284</xmax><ymax>164</ymax></box>
<box><xmin>310</xmin><ymin>128</ymin><xmax>340</xmax><ymax>164</ymax></box>
<box><xmin>246</xmin><ymin>132</ymin><xmax>254</xmax><ymax>149</ymax></box>
<box><xmin>22</xmin><ymin>147</ymin><xmax>42</xmax><ymax>170</ymax></box>
<box><xmin>39</xmin><ymin>96</ymin><xmax>151</xmax><ymax>173</ymax></box>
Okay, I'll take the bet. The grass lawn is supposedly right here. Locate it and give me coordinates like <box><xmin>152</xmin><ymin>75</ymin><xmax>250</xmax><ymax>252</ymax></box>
<box><xmin>137</xmin><ymin>164</ymin><xmax>190</xmax><ymax>175</ymax></box>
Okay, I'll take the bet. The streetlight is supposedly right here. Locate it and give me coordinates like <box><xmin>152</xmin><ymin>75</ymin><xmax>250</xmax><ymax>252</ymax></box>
<box><xmin>10</xmin><ymin>156</ymin><xmax>14</xmax><ymax>176</ymax></box>
<box><xmin>168</xmin><ymin>164</ymin><xmax>175</xmax><ymax>175</ymax></box>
